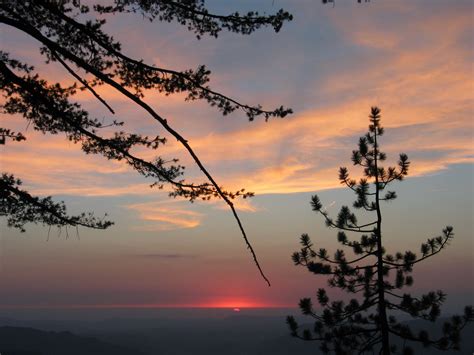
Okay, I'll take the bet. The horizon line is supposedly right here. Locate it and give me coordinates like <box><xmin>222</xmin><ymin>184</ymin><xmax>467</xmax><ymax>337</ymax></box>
<box><xmin>0</xmin><ymin>304</ymin><xmax>297</xmax><ymax>310</ymax></box>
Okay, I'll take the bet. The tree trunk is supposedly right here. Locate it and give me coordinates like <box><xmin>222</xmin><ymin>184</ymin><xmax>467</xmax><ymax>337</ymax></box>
<box><xmin>374</xmin><ymin>129</ymin><xmax>390</xmax><ymax>355</ymax></box>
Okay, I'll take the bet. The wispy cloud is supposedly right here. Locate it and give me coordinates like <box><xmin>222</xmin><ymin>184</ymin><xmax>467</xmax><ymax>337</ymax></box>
<box><xmin>131</xmin><ymin>253</ymin><xmax>198</xmax><ymax>259</ymax></box>
<box><xmin>2</xmin><ymin>0</ymin><xmax>472</xmax><ymax>201</ymax></box>
<box><xmin>205</xmin><ymin>196</ymin><xmax>261</xmax><ymax>213</ymax></box>
<box><xmin>124</xmin><ymin>201</ymin><xmax>203</xmax><ymax>230</ymax></box>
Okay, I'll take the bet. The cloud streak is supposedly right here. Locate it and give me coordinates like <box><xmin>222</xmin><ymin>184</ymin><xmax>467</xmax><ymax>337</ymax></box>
<box><xmin>2</xmin><ymin>1</ymin><xmax>472</xmax><ymax>200</ymax></box>
<box><xmin>131</xmin><ymin>253</ymin><xmax>198</xmax><ymax>259</ymax></box>
<box><xmin>124</xmin><ymin>201</ymin><xmax>203</xmax><ymax>230</ymax></box>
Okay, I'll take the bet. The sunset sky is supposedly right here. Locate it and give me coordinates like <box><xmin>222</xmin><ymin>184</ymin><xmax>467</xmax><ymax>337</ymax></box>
<box><xmin>1</xmin><ymin>0</ymin><xmax>473</xmax><ymax>312</ymax></box>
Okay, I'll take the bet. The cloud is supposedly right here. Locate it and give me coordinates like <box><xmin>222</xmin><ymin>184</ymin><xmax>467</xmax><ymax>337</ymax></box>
<box><xmin>204</xmin><ymin>195</ymin><xmax>261</xmax><ymax>213</ymax></box>
<box><xmin>131</xmin><ymin>253</ymin><xmax>198</xmax><ymax>259</ymax></box>
<box><xmin>0</xmin><ymin>124</ymin><xmax>164</xmax><ymax>197</ymax></box>
<box><xmin>165</xmin><ymin>2</ymin><xmax>473</xmax><ymax>194</ymax></box>
<box><xmin>2</xmin><ymin>0</ymin><xmax>472</xmax><ymax>202</ymax></box>
<box><xmin>124</xmin><ymin>201</ymin><xmax>203</xmax><ymax>230</ymax></box>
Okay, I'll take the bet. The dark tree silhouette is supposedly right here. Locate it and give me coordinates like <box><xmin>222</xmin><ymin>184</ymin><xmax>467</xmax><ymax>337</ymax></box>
<box><xmin>0</xmin><ymin>0</ymin><xmax>293</xmax><ymax>285</ymax></box>
<box><xmin>287</xmin><ymin>107</ymin><xmax>473</xmax><ymax>354</ymax></box>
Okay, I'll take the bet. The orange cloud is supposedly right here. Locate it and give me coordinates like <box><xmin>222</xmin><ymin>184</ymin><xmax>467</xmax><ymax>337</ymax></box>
<box><xmin>2</xmin><ymin>1</ymin><xmax>472</xmax><ymax>202</ymax></box>
<box><xmin>204</xmin><ymin>196</ymin><xmax>260</xmax><ymax>213</ymax></box>
<box><xmin>125</xmin><ymin>201</ymin><xmax>203</xmax><ymax>230</ymax></box>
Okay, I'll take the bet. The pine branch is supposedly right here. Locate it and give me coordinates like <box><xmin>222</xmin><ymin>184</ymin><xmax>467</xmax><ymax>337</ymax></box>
<box><xmin>0</xmin><ymin>13</ymin><xmax>270</xmax><ymax>285</ymax></box>
<box><xmin>382</xmin><ymin>227</ymin><xmax>454</xmax><ymax>268</ymax></box>
<box><xmin>1</xmin><ymin>174</ymin><xmax>113</xmax><ymax>231</ymax></box>
<box><xmin>37</xmin><ymin>2</ymin><xmax>292</xmax><ymax>121</ymax></box>
<box><xmin>50</xmin><ymin>49</ymin><xmax>115</xmax><ymax>114</ymax></box>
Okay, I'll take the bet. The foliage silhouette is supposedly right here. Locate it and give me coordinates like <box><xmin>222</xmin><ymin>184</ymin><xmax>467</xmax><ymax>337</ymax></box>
<box><xmin>286</xmin><ymin>107</ymin><xmax>473</xmax><ymax>354</ymax></box>
<box><xmin>0</xmin><ymin>1</ymin><xmax>293</xmax><ymax>284</ymax></box>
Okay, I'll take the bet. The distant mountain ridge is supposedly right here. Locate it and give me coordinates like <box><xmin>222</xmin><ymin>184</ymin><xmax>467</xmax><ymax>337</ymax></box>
<box><xmin>0</xmin><ymin>326</ymin><xmax>143</xmax><ymax>355</ymax></box>
<box><xmin>0</xmin><ymin>317</ymin><xmax>472</xmax><ymax>354</ymax></box>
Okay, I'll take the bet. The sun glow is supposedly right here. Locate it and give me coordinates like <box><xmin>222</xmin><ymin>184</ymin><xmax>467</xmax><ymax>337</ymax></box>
<box><xmin>205</xmin><ymin>300</ymin><xmax>263</xmax><ymax>309</ymax></box>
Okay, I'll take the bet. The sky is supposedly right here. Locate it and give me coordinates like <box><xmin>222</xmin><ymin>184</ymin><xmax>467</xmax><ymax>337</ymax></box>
<box><xmin>0</xmin><ymin>0</ymin><xmax>473</xmax><ymax>313</ymax></box>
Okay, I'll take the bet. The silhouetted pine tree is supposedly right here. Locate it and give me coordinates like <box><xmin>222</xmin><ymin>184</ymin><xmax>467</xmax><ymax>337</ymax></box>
<box><xmin>287</xmin><ymin>107</ymin><xmax>473</xmax><ymax>354</ymax></box>
<box><xmin>0</xmin><ymin>1</ymin><xmax>293</xmax><ymax>283</ymax></box>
